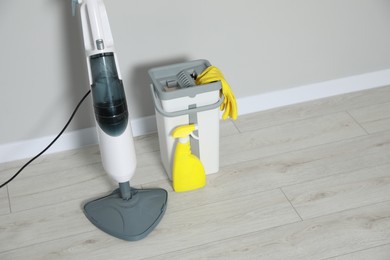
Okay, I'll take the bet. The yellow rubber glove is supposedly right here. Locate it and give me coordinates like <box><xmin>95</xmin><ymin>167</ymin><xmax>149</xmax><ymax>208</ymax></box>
<box><xmin>195</xmin><ymin>66</ymin><xmax>238</xmax><ymax>120</ymax></box>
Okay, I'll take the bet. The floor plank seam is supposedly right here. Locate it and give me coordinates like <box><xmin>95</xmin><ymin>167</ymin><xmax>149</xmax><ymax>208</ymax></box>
<box><xmin>5</xmin><ymin>170</ymin><xmax>388</xmax><ymax>254</ymax></box>
<box><xmin>320</xmin><ymin>242</ymin><xmax>390</xmax><ymax>260</ymax></box>
<box><xmin>278</xmin><ymin>161</ymin><xmax>390</xmax><ymax>192</ymax></box>
<box><xmin>9</xmin><ymin>175</ymin><xmax>107</xmax><ymax>201</ymax></box>
<box><xmin>6</xmin><ymin>185</ymin><xmax>12</xmax><ymax>214</ymax></box>
<box><xmin>135</xmin><ymin>149</ymin><xmax>160</xmax><ymax>157</ymax></box>
<box><xmin>344</xmin><ymin>97</ymin><xmax>390</xmax><ymax>113</ymax></box>
<box><xmin>280</xmin><ymin>188</ymin><xmax>303</xmax><ymax>221</ymax></box>
<box><xmin>1</xmin><ymin>118</ymin><xmax>385</xmax><ymax>187</ymax></box>
<box><xmin>225</xmin><ymin>134</ymin><xmax>375</xmax><ymax>170</ymax></box>
<box><xmin>167</xmin><ymin>187</ymin><xmax>289</xmax><ymax>215</ymax></box>
<box><xmin>220</xmin><ymin>130</ymin><xmax>388</xmax><ymax>174</ymax></box>
<box><xmin>295</xmin><ymin>198</ymin><xmax>390</xmax><ymax>222</ymax></box>
<box><xmin>5</xmin><ymin>184</ymin><xmax>283</xmax><ymax>217</ymax></box>
<box><xmin>5</xmin><ymin>135</ymin><xmax>389</xmax><ymax>215</ymax></box>
<box><xmin>5</xmin><ymin>194</ymin><xmax>101</xmax><ymax>215</ymax></box>
<box><xmin>141</xmin><ymin>178</ymin><xmax>305</xmax><ymax>216</ymax></box>
<box><xmin>345</xmin><ymin>110</ymin><xmax>370</xmax><ymax>135</ymax></box>
<box><xmin>141</xmin><ymin>218</ymin><xmax>304</xmax><ymax>260</ymax></box>
<box><xmin>0</xmin><ymin>229</ymin><xmax>97</xmax><ymax>256</ymax></box>
<box><xmin>142</xmin><ymin>177</ymin><xmax>313</xmax><ymax>216</ymax></box>
<box><xmin>230</xmin><ymin>120</ymin><xmax>243</xmax><ymax>134</ymax></box>
<box><xmin>0</xmin><ymin>160</ymin><xmax>104</xmax><ymax>183</ymax></box>
<box><xmin>5</xmin><ymin>180</ymin><xmax>117</xmax><ymax>214</ymax></box>
<box><xmin>235</xmin><ymin>86</ymin><xmax>390</xmax><ymax>133</ymax></box>
<box><xmin>142</xmin><ymin>199</ymin><xmax>390</xmax><ymax>259</ymax></box>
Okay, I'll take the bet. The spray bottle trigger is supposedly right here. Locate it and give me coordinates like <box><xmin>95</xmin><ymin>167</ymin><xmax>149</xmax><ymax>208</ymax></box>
<box><xmin>172</xmin><ymin>124</ymin><xmax>196</xmax><ymax>139</ymax></box>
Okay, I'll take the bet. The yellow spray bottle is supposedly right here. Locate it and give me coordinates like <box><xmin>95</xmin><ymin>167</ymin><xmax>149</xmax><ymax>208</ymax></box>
<box><xmin>172</xmin><ymin>124</ymin><xmax>206</xmax><ymax>192</ymax></box>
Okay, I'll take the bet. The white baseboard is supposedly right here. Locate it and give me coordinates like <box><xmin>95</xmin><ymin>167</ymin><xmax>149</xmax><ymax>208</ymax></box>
<box><xmin>0</xmin><ymin>127</ymin><xmax>99</xmax><ymax>164</ymax></box>
<box><xmin>237</xmin><ymin>69</ymin><xmax>390</xmax><ymax>115</ymax></box>
<box><xmin>1</xmin><ymin>69</ymin><xmax>390</xmax><ymax>164</ymax></box>
<box><xmin>0</xmin><ymin>116</ymin><xmax>157</xmax><ymax>164</ymax></box>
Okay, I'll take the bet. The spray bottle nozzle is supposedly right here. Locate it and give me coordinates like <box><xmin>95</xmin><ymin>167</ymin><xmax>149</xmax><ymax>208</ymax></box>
<box><xmin>172</xmin><ymin>124</ymin><xmax>197</xmax><ymax>139</ymax></box>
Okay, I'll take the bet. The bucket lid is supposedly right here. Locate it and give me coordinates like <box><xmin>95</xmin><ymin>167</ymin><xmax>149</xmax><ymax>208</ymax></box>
<box><xmin>148</xmin><ymin>59</ymin><xmax>221</xmax><ymax>100</ymax></box>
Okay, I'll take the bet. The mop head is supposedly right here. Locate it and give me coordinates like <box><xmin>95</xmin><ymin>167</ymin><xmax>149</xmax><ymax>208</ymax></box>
<box><xmin>84</xmin><ymin>187</ymin><xmax>168</xmax><ymax>241</ymax></box>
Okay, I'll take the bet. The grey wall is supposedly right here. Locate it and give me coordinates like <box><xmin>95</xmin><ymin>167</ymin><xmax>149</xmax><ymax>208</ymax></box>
<box><xmin>1</xmin><ymin>0</ymin><xmax>390</xmax><ymax>144</ymax></box>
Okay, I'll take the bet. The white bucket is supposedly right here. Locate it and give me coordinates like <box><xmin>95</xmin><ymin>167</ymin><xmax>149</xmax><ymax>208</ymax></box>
<box><xmin>149</xmin><ymin>60</ymin><xmax>222</xmax><ymax>180</ymax></box>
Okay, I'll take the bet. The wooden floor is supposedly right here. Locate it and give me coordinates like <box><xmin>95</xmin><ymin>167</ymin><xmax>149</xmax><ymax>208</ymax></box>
<box><xmin>1</xmin><ymin>86</ymin><xmax>390</xmax><ymax>259</ymax></box>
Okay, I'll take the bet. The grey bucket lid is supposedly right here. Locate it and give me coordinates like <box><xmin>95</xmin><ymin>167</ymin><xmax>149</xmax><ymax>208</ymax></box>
<box><xmin>148</xmin><ymin>59</ymin><xmax>221</xmax><ymax>100</ymax></box>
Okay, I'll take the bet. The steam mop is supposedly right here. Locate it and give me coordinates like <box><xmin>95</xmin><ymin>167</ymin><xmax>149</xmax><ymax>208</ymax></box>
<box><xmin>71</xmin><ymin>0</ymin><xmax>167</xmax><ymax>241</ymax></box>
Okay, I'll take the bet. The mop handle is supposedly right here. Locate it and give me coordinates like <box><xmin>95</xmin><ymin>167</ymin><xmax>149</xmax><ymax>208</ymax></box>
<box><xmin>72</xmin><ymin>0</ymin><xmax>137</xmax><ymax>183</ymax></box>
<box><xmin>72</xmin><ymin>0</ymin><xmax>115</xmax><ymax>57</ymax></box>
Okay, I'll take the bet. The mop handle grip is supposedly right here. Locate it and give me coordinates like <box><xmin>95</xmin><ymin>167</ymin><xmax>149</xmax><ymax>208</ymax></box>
<box><xmin>72</xmin><ymin>0</ymin><xmax>115</xmax><ymax>55</ymax></box>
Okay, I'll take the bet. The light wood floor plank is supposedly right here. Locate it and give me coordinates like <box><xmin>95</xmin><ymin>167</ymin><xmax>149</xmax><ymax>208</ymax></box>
<box><xmin>8</xmin><ymin>112</ymin><xmax>373</xmax><ymax>213</ymax></box>
<box><xmin>7</xmin><ymin>150</ymin><xmax>166</xmax><ymax>213</ymax></box>
<box><xmin>130</xmin><ymin>150</ymin><xmax>168</xmax><ymax>184</ymax></box>
<box><xmin>0</xmin><ymin>199</ymin><xmax>94</xmax><ymax>252</ymax></box>
<box><xmin>233</xmin><ymin>85</ymin><xmax>390</xmax><ymax>133</ymax></box>
<box><xmin>8</xmin><ymin>169</ymin><xmax>114</xmax><ymax>213</ymax></box>
<box><xmin>0</xmin><ymin>145</ymin><xmax>101</xmax><ymax>185</ymax></box>
<box><xmin>144</xmin><ymin>131</ymin><xmax>390</xmax><ymax>214</ymax></box>
<box><xmin>4</xmin><ymin>119</ymin><xmax>240</xmax><ymax>213</ymax></box>
<box><xmin>133</xmin><ymin>133</ymin><xmax>160</xmax><ymax>154</ymax></box>
<box><xmin>0</xmin><ymin>131</ymin><xmax>160</xmax><ymax>182</ymax></box>
<box><xmin>283</xmin><ymin>163</ymin><xmax>390</xmax><ymax>219</ymax></box>
<box><xmin>146</xmin><ymin>201</ymin><xmax>390</xmax><ymax>260</ymax></box>
<box><xmin>348</xmin><ymin>101</ymin><xmax>390</xmax><ymax>134</ymax></box>
<box><xmin>0</xmin><ymin>189</ymin><xmax>300</xmax><ymax>259</ymax></box>
<box><xmin>220</xmin><ymin>112</ymin><xmax>367</xmax><ymax>167</ymax></box>
<box><xmin>328</xmin><ymin>243</ymin><xmax>390</xmax><ymax>260</ymax></box>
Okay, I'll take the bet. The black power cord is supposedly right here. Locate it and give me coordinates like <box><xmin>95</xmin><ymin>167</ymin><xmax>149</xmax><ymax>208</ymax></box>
<box><xmin>0</xmin><ymin>90</ymin><xmax>91</xmax><ymax>189</ymax></box>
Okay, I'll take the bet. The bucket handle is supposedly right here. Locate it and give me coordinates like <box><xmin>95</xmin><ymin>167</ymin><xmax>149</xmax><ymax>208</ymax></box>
<box><xmin>150</xmin><ymin>84</ymin><xmax>224</xmax><ymax>117</ymax></box>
